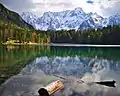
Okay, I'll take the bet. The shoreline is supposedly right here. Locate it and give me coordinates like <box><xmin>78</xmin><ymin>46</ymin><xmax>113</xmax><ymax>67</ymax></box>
<box><xmin>0</xmin><ymin>43</ymin><xmax>50</xmax><ymax>46</ymax></box>
<box><xmin>50</xmin><ymin>43</ymin><xmax>120</xmax><ymax>47</ymax></box>
<box><xmin>1</xmin><ymin>43</ymin><xmax>120</xmax><ymax>47</ymax></box>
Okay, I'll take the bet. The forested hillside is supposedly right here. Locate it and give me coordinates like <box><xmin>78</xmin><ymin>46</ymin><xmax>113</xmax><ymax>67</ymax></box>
<box><xmin>0</xmin><ymin>3</ymin><xmax>33</xmax><ymax>29</ymax></box>
<box><xmin>0</xmin><ymin>20</ymin><xmax>50</xmax><ymax>44</ymax></box>
<box><xmin>0</xmin><ymin>19</ymin><xmax>120</xmax><ymax>45</ymax></box>
<box><xmin>0</xmin><ymin>3</ymin><xmax>51</xmax><ymax>44</ymax></box>
<box><xmin>51</xmin><ymin>25</ymin><xmax>120</xmax><ymax>45</ymax></box>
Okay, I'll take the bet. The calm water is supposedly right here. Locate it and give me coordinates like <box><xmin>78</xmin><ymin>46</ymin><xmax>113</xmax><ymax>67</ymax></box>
<box><xmin>0</xmin><ymin>45</ymin><xmax>120</xmax><ymax>96</ymax></box>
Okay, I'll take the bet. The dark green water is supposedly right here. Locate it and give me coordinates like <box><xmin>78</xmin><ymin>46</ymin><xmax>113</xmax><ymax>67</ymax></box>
<box><xmin>0</xmin><ymin>45</ymin><xmax>120</xmax><ymax>84</ymax></box>
<box><xmin>0</xmin><ymin>45</ymin><xmax>50</xmax><ymax>84</ymax></box>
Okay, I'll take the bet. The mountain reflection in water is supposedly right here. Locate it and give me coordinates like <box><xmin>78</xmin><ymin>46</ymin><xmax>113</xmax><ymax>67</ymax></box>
<box><xmin>1</xmin><ymin>56</ymin><xmax>120</xmax><ymax>96</ymax></box>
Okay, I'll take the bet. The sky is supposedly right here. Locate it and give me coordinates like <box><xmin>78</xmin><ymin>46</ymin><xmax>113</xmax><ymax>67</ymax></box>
<box><xmin>0</xmin><ymin>0</ymin><xmax>120</xmax><ymax>17</ymax></box>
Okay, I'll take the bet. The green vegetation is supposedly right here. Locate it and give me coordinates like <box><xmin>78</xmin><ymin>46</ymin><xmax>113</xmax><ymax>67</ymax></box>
<box><xmin>0</xmin><ymin>3</ymin><xmax>33</xmax><ymax>29</ymax></box>
<box><xmin>51</xmin><ymin>26</ymin><xmax>120</xmax><ymax>45</ymax></box>
<box><xmin>0</xmin><ymin>3</ymin><xmax>50</xmax><ymax>44</ymax></box>
<box><xmin>0</xmin><ymin>20</ymin><xmax>50</xmax><ymax>44</ymax></box>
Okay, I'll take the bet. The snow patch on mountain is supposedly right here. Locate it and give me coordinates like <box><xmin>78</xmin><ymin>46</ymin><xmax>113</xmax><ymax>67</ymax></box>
<box><xmin>21</xmin><ymin>8</ymin><xmax>120</xmax><ymax>31</ymax></box>
<box><xmin>21</xmin><ymin>12</ymin><xmax>38</xmax><ymax>29</ymax></box>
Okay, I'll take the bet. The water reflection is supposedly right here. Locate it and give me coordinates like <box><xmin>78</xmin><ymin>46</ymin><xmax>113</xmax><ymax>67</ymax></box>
<box><xmin>20</xmin><ymin>56</ymin><xmax>120</xmax><ymax>76</ymax></box>
<box><xmin>19</xmin><ymin>56</ymin><xmax>120</xmax><ymax>96</ymax></box>
<box><xmin>1</xmin><ymin>56</ymin><xmax>120</xmax><ymax>96</ymax></box>
<box><xmin>51</xmin><ymin>47</ymin><xmax>120</xmax><ymax>61</ymax></box>
<box><xmin>0</xmin><ymin>45</ymin><xmax>50</xmax><ymax>84</ymax></box>
<box><xmin>0</xmin><ymin>46</ymin><xmax>120</xmax><ymax>96</ymax></box>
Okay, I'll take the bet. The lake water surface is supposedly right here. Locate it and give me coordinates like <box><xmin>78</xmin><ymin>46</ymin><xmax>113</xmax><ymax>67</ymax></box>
<box><xmin>0</xmin><ymin>45</ymin><xmax>120</xmax><ymax>96</ymax></box>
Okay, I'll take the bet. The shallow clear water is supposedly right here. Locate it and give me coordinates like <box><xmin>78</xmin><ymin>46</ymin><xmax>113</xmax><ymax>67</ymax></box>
<box><xmin>0</xmin><ymin>46</ymin><xmax>120</xmax><ymax>96</ymax></box>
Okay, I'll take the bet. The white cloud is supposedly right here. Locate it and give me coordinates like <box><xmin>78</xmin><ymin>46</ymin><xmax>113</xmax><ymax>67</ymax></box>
<box><xmin>0</xmin><ymin>0</ymin><xmax>120</xmax><ymax>17</ymax></box>
<box><xmin>30</xmin><ymin>0</ymin><xmax>96</xmax><ymax>16</ymax></box>
<box><xmin>96</xmin><ymin>0</ymin><xmax>120</xmax><ymax>17</ymax></box>
<box><xmin>31</xmin><ymin>0</ymin><xmax>120</xmax><ymax>17</ymax></box>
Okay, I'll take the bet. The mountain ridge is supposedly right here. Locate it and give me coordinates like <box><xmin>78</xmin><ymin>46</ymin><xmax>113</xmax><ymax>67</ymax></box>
<box><xmin>21</xmin><ymin>8</ymin><xmax>120</xmax><ymax>31</ymax></box>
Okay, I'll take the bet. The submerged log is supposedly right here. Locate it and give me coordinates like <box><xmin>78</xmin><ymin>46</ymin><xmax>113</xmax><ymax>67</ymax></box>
<box><xmin>38</xmin><ymin>80</ymin><xmax>64</xmax><ymax>96</ymax></box>
<box><xmin>95</xmin><ymin>80</ymin><xmax>116</xmax><ymax>87</ymax></box>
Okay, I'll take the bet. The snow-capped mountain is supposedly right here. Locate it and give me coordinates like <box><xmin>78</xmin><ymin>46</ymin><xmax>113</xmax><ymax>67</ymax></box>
<box><xmin>21</xmin><ymin>8</ymin><xmax>120</xmax><ymax>31</ymax></box>
<box><xmin>108</xmin><ymin>13</ymin><xmax>120</xmax><ymax>26</ymax></box>
<box><xmin>21</xmin><ymin>12</ymin><xmax>39</xmax><ymax>29</ymax></box>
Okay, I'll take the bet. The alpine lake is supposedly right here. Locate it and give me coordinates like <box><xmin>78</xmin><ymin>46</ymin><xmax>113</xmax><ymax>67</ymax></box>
<box><xmin>0</xmin><ymin>45</ymin><xmax>120</xmax><ymax>96</ymax></box>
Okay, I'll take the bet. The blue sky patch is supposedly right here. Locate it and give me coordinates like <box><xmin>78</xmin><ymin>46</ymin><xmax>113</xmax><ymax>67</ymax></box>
<box><xmin>87</xmin><ymin>0</ymin><xmax>94</xmax><ymax>4</ymax></box>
